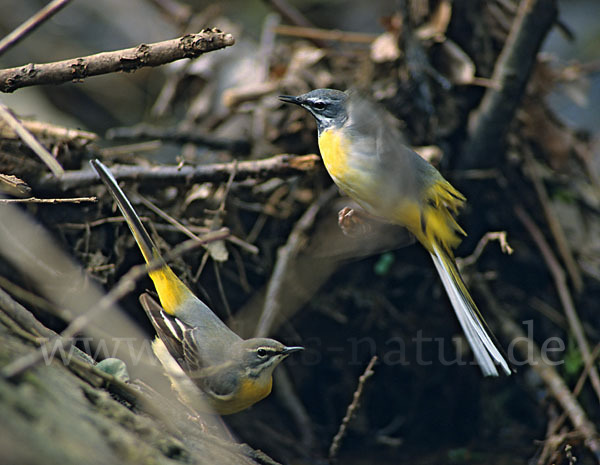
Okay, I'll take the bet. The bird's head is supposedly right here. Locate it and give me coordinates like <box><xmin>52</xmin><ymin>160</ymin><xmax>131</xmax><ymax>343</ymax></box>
<box><xmin>280</xmin><ymin>88</ymin><xmax>348</xmax><ymax>133</ymax></box>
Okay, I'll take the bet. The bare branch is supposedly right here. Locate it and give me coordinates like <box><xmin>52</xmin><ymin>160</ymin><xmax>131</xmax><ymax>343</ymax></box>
<box><xmin>0</xmin><ymin>29</ymin><xmax>235</xmax><ymax>93</ymax></box>
<box><xmin>38</xmin><ymin>154</ymin><xmax>321</xmax><ymax>190</ymax></box>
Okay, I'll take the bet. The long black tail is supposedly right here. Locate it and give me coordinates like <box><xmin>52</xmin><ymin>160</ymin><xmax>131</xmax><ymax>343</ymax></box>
<box><xmin>91</xmin><ymin>159</ymin><xmax>192</xmax><ymax>316</ymax></box>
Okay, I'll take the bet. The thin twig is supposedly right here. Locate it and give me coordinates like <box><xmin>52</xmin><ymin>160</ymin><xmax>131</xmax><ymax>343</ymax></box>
<box><xmin>222</xmin><ymin>81</ymin><xmax>278</xmax><ymax>108</ymax></box>
<box><xmin>106</xmin><ymin>124</ymin><xmax>250</xmax><ymax>154</ymax></box>
<box><xmin>0</xmin><ymin>118</ymin><xmax>98</xmax><ymax>145</ymax></box>
<box><xmin>213</xmin><ymin>260</ymin><xmax>233</xmax><ymax>321</ymax></box>
<box><xmin>474</xmin><ymin>276</ymin><xmax>600</xmax><ymax>460</ymax></box>
<box><xmin>458</xmin><ymin>230</ymin><xmax>513</xmax><ymax>268</ymax></box>
<box><xmin>254</xmin><ymin>185</ymin><xmax>337</xmax><ymax>337</ymax></box>
<box><xmin>462</xmin><ymin>0</ymin><xmax>558</xmax><ymax>169</ymax></box>
<box><xmin>59</xmin><ymin>215</ymin><xmax>259</xmax><ymax>255</ymax></box>
<box><xmin>263</xmin><ymin>0</ymin><xmax>313</xmax><ymax>27</ymax></box>
<box><xmin>0</xmin><ymin>196</ymin><xmax>96</xmax><ymax>204</ymax></box>
<box><xmin>1</xmin><ymin>229</ymin><xmax>229</xmax><ymax>379</ymax></box>
<box><xmin>99</xmin><ymin>140</ymin><xmax>162</xmax><ymax>159</ymax></box>
<box><xmin>328</xmin><ymin>356</ymin><xmax>378</xmax><ymax>463</ymax></box>
<box><xmin>0</xmin><ymin>275</ymin><xmax>68</xmax><ymax>321</ymax></box>
<box><xmin>515</xmin><ymin>205</ymin><xmax>600</xmax><ymax>403</ymax></box>
<box><xmin>145</xmin><ymin>0</ymin><xmax>192</xmax><ymax>26</ymax></box>
<box><xmin>137</xmin><ymin>193</ymin><xmax>208</xmax><ymax>247</ymax></box>
<box><xmin>0</xmin><ymin>29</ymin><xmax>234</xmax><ymax>93</ymax></box>
<box><xmin>273</xmin><ymin>24</ymin><xmax>376</xmax><ymax>44</ymax></box>
<box><xmin>538</xmin><ymin>342</ymin><xmax>600</xmax><ymax>462</ymax></box>
<box><xmin>524</xmin><ymin>153</ymin><xmax>583</xmax><ymax>292</ymax></box>
<box><xmin>38</xmin><ymin>154</ymin><xmax>321</xmax><ymax>190</ymax></box>
<box><xmin>0</xmin><ymin>0</ymin><xmax>72</xmax><ymax>57</ymax></box>
<box><xmin>0</xmin><ymin>102</ymin><xmax>63</xmax><ymax>177</ymax></box>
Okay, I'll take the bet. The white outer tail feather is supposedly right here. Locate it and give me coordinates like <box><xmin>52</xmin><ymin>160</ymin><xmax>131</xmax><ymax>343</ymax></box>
<box><xmin>430</xmin><ymin>245</ymin><xmax>511</xmax><ymax>377</ymax></box>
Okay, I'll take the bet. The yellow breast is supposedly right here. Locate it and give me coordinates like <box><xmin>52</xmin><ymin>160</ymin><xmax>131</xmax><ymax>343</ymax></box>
<box><xmin>211</xmin><ymin>376</ymin><xmax>273</xmax><ymax>415</ymax></box>
<box><xmin>318</xmin><ymin>128</ymin><xmax>349</xmax><ymax>181</ymax></box>
<box><xmin>317</xmin><ymin>127</ymin><xmax>381</xmax><ymax>214</ymax></box>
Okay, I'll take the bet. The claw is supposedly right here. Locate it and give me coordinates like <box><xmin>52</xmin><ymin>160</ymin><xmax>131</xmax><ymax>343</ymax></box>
<box><xmin>338</xmin><ymin>206</ymin><xmax>371</xmax><ymax>237</ymax></box>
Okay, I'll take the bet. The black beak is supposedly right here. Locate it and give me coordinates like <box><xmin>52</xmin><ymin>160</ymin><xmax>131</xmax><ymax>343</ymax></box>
<box><xmin>282</xmin><ymin>346</ymin><xmax>304</xmax><ymax>355</ymax></box>
<box><xmin>279</xmin><ymin>95</ymin><xmax>302</xmax><ymax>106</ymax></box>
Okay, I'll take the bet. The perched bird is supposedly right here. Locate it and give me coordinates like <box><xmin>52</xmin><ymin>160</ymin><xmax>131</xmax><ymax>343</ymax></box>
<box><xmin>280</xmin><ymin>89</ymin><xmax>510</xmax><ymax>376</ymax></box>
<box><xmin>91</xmin><ymin>159</ymin><xmax>303</xmax><ymax>413</ymax></box>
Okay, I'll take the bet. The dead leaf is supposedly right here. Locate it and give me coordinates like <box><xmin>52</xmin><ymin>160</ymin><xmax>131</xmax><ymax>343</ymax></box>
<box><xmin>370</xmin><ymin>32</ymin><xmax>401</xmax><ymax>63</ymax></box>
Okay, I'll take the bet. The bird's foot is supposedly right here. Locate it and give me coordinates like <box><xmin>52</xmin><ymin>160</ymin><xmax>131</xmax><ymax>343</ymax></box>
<box><xmin>338</xmin><ymin>206</ymin><xmax>372</xmax><ymax>237</ymax></box>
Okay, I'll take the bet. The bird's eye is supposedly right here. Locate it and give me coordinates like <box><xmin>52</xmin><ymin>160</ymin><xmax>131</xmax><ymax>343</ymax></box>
<box><xmin>257</xmin><ymin>348</ymin><xmax>267</xmax><ymax>357</ymax></box>
<box><xmin>313</xmin><ymin>101</ymin><xmax>326</xmax><ymax>111</ymax></box>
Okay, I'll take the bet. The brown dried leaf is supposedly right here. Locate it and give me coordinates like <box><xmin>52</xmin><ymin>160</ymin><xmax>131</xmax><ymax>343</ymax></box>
<box><xmin>370</xmin><ymin>32</ymin><xmax>401</xmax><ymax>63</ymax></box>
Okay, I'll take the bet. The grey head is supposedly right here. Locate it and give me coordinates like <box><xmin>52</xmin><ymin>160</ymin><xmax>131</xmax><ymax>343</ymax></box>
<box><xmin>279</xmin><ymin>89</ymin><xmax>348</xmax><ymax>134</ymax></box>
<box><xmin>231</xmin><ymin>337</ymin><xmax>303</xmax><ymax>379</ymax></box>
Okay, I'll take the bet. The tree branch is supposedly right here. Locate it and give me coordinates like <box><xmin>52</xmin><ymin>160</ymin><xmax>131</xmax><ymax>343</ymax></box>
<box><xmin>37</xmin><ymin>154</ymin><xmax>321</xmax><ymax>190</ymax></box>
<box><xmin>460</xmin><ymin>0</ymin><xmax>558</xmax><ymax>169</ymax></box>
<box><xmin>0</xmin><ymin>29</ymin><xmax>234</xmax><ymax>93</ymax></box>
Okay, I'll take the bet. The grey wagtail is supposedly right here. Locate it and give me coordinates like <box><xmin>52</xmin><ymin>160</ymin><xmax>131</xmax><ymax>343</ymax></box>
<box><xmin>280</xmin><ymin>89</ymin><xmax>510</xmax><ymax>377</ymax></box>
<box><xmin>91</xmin><ymin>159</ymin><xmax>303</xmax><ymax>414</ymax></box>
